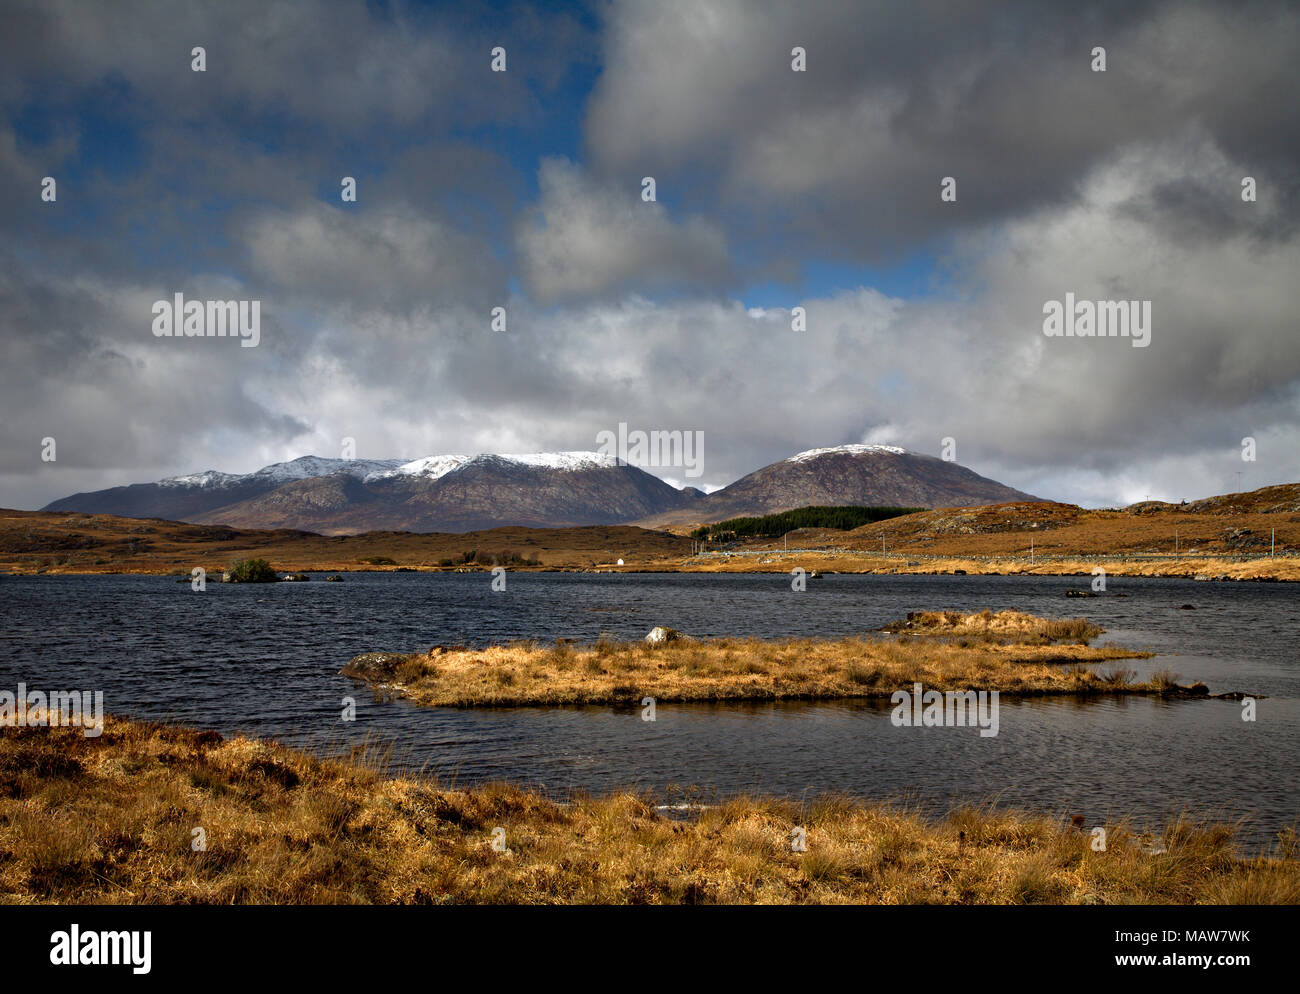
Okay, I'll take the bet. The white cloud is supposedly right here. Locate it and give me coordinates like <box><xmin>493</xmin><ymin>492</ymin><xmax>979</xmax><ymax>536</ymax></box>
<box><xmin>516</xmin><ymin>159</ymin><xmax>733</xmax><ymax>302</ymax></box>
<box><xmin>239</xmin><ymin>203</ymin><xmax>502</xmax><ymax>310</ymax></box>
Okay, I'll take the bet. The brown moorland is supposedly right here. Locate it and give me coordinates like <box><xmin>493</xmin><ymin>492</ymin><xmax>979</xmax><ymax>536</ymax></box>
<box><xmin>3</xmin><ymin>715</ymin><xmax>1295</xmax><ymax>905</ymax></box>
<box><xmin>674</xmin><ymin>486</ymin><xmax>1300</xmax><ymax>581</ymax></box>
<box><xmin>0</xmin><ymin>509</ymin><xmax>689</xmax><ymax>575</ymax></box>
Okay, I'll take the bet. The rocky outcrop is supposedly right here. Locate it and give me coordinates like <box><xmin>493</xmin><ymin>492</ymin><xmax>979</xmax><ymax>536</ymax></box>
<box><xmin>645</xmin><ymin>626</ymin><xmax>690</xmax><ymax>645</ymax></box>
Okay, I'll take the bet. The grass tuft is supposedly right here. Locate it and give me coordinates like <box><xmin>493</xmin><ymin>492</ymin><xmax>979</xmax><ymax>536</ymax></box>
<box><xmin>1</xmin><ymin>717</ymin><xmax>1295</xmax><ymax>905</ymax></box>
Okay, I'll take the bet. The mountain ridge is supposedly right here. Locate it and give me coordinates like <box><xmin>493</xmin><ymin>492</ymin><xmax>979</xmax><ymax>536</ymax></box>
<box><xmin>42</xmin><ymin>445</ymin><xmax>1044</xmax><ymax>534</ymax></box>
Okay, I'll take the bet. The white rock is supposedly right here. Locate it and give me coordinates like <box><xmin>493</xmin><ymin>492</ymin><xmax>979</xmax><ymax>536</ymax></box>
<box><xmin>645</xmin><ymin>626</ymin><xmax>687</xmax><ymax>644</ymax></box>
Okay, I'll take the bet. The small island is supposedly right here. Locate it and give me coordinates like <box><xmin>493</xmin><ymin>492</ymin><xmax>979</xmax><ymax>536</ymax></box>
<box><xmin>336</xmin><ymin>610</ymin><xmax>1238</xmax><ymax>709</ymax></box>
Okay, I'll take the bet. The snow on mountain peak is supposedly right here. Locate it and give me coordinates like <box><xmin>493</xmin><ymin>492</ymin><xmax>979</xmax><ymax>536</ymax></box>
<box><xmin>363</xmin><ymin>451</ymin><xmax>620</xmax><ymax>482</ymax></box>
<box><xmin>161</xmin><ymin>447</ymin><xmax>913</xmax><ymax>491</ymax></box>
<box><xmin>787</xmin><ymin>444</ymin><xmax>908</xmax><ymax>463</ymax></box>
<box><xmin>492</xmin><ymin>451</ymin><xmax>620</xmax><ymax>470</ymax></box>
<box><xmin>363</xmin><ymin>455</ymin><xmax>470</xmax><ymax>483</ymax></box>
<box><xmin>159</xmin><ymin>470</ymin><xmax>238</xmax><ymax>488</ymax></box>
<box><xmin>250</xmin><ymin>456</ymin><xmax>406</xmax><ymax>484</ymax></box>
<box><xmin>161</xmin><ymin>456</ymin><xmax>405</xmax><ymax>489</ymax></box>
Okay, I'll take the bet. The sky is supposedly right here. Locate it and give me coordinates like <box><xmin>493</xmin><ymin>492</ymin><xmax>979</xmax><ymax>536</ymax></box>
<box><xmin>1</xmin><ymin>0</ymin><xmax>1297</xmax><ymax>510</ymax></box>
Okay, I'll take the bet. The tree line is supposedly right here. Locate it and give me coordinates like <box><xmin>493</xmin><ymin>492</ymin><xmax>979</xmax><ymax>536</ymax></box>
<box><xmin>690</xmin><ymin>505</ymin><xmax>923</xmax><ymax>541</ymax></box>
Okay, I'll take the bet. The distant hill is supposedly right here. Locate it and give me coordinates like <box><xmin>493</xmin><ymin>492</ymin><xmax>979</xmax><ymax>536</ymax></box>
<box><xmin>635</xmin><ymin>445</ymin><xmax>1044</xmax><ymax>529</ymax></box>
<box><xmin>43</xmin><ymin>453</ymin><xmax>700</xmax><ymax>535</ymax></box>
<box><xmin>1126</xmin><ymin>484</ymin><xmax>1300</xmax><ymax>516</ymax></box>
<box><xmin>42</xmin><ymin>444</ymin><xmax>1042</xmax><ymax>534</ymax></box>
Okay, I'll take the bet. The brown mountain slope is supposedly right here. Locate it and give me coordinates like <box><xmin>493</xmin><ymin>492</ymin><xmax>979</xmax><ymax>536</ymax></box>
<box><xmin>39</xmin><ymin>446</ymin><xmax>1037</xmax><ymax>534</ymax></box>
<box><xmin>47</xmin><ymin>456</ymin><xmax>699</xmax><ymax>535</ymax></box>
<box><xmin>638</xmin><ymin>446</ymin><xmax>1043</xmax><ymax>528</ymax></box>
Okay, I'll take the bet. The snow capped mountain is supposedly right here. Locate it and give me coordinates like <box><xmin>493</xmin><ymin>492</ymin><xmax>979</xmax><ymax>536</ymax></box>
<box><xmin>363</xmin><ymin>455</ymin><xmax>470</xmax><ymax>483</ymax></box>
<box><xmin>634</xmin><ymin>444</ymin><xmax>1042</xmax><ymax>528</ymax></box>
<box><xmin>158</xmin><ymin>470</ymin><xmax>241</xmax><ymax>489</ymax></box>
<box><xmin>161</xmin><ymin>456</ymin><xmax>405</xmax><ymax>489</ymax></box>
<box><xmin>43</xmin><ymin>444</ymin><xmax>1043</xmax><ymax>533</ymax></box>
<box><xmin>362</xmin><ymin>451</ymin><xmax>619</xmax><ymax>483</ymax></box>
<box><xmin>42</xmin><ymin>448</ymin><xmax>692</xmax><ymax>532</ymax></box>
<box><xmin>247</xmin><ymin>455</ymin><xmax>406</xmax><ymax>484</ymax></box>
<box><xmin>787</xmin><ymin>444</ymin><xmax>908</xmax><ymax>462</ymax></box>
<box><xmin>158</xmin><ymin>446</ymin><xmax>919</xmax><ymax>492</ymax></box>
<box><xmin>487</xmin><ymin>451</ymin><xmax>622</xmax><ymax>471</ymax></box>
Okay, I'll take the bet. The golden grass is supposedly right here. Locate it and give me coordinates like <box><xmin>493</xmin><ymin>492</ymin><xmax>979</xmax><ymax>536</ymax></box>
<box><xmin>6</xmin><ymin>500</ymin><xmax>1297</xmax><ymax>581</ymax></box>
<box><xmin>341</xmin><ymin>610</ymin><xmax>1174</xmax><ymax>708</ymax></box>
<box><xmin>2</xmin><ymin>717</ymin><xmax>1295</xmax><ymax>905</ymax></box>
<box><xmin>681</xmin><ymin>551</ymin><xmax>1300</xmax><ymax>582</ymax></box>
<box><xmin>878</xmin><ymin>609</ymin><xmax>1106</xmax><ymax>644</ymax></box>
<box><xmin>0</xmin><ymin>510</ymin><xmax>689</xmax><ymax>575</ymax></box>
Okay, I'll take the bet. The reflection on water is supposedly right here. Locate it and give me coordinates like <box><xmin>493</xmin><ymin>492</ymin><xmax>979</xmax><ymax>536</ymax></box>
<box><xmin>1</xmin><ymin>571</ymin><xmax>1296</xmax><ymax>847</ymax></box>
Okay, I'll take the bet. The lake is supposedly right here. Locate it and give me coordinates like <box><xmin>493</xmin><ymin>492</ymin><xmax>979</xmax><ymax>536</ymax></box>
<box><xmin>1</xmin><ymin>571</ymin><xmax>1296</xmax><ymax>847</ymax></box>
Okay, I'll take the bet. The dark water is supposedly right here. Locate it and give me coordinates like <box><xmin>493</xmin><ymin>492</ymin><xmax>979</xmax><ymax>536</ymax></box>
<box><xmin>1</xmin><ymin>571</ymin><xmax>1296</xmax><ymax>847</ymax></box>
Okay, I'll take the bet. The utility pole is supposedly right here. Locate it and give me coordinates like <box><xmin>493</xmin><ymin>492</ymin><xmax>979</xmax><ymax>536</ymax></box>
<box><xmin>1030</xmin><ymin>537</ymin><xmax>1034</xmax><ymax>565</ymax></box>
<box><xmin>1272</xmin><ymin>528</ymin><xmax>1275</xmax><ymax>557</ymax></box>
<box><xmin>1175</xmin><ymin>528</ymin><xmax>1178</xmax><ymax>555</ymax></box>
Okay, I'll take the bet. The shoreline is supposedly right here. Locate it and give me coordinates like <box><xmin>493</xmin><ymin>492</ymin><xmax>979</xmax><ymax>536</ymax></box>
<box><xmin>3</xmin><ymin>713</ymin><xmax>1295</xmax><ymax>905</ymax></box>
<box><xmin>5</xmin><ymin>555</ymin><xmax>1297</xmax><ymax>581</ymax></box>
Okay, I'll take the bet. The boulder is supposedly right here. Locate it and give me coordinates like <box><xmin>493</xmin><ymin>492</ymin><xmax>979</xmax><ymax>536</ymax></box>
<box><xmin>645</xmin><ymin>626</ymin><xmax>689</xmax><ymax>645</ymax></box>
<box><xmin>341</xmin><ymin>651</ymin><xmax>413</xmax><ymax>679</ymax></box>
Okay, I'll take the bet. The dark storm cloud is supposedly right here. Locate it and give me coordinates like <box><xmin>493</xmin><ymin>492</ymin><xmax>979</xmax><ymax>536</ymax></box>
<box><xmin>0</xmin><ymin>257</ymin><xmax>312</xmax><ymax>476</ymax></box>
<box><xmin>585</xmin><ymin>0</ymin><xmax>1300</xmax><ymax>260</ymax></box>
<box><xmin>0</xmin><ymin>0</ymin><xmax>1296</xmax><ymax>511</ymax></box>
<box><xmin>0</xmin><ymin>0</ymin><xmax>590</xmax><ymax>130</ymax></box>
